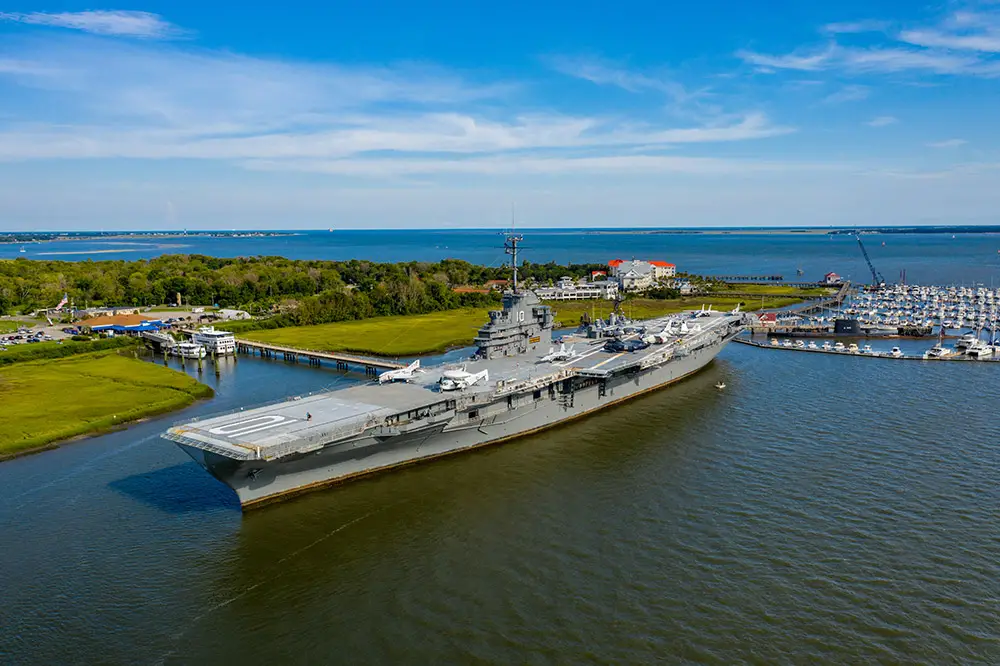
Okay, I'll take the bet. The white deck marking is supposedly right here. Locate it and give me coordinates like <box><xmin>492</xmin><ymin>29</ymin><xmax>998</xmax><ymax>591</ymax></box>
<box><xmin>208</xmin><ymin>415</ymin><xmax>294</xmax><ymax>437</ymax></box>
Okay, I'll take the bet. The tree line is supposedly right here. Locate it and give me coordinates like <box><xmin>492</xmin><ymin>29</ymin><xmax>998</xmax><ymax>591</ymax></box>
<box><xmin>0</xmin><ymin>255</ymin><xmax>610</xmax><ymax>326</ymax></box>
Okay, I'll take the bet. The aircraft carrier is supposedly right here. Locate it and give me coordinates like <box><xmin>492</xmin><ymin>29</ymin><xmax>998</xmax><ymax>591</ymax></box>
<box><xmin>164</xmin><ymin>235</ymin><xmax>748</xmax><ymax>509</ymax></box>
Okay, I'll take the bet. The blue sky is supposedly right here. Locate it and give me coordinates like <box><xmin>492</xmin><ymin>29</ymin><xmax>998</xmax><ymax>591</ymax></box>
<box><xmin>1</xmin><ymin>1</ymin><xmax>999</xmax><ymax>229</ymax></box>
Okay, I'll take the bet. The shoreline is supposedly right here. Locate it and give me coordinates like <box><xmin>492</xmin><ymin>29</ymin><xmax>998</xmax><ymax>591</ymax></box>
<box><xmin>0</xmin><ymin>393</ymin><xmax>214</xmax><ymax>462</ymax></box>
<box><xmin>0</xmin><ymin>395</ymin><xmax>209</xmax><ymax>462</ymax></box>
<box><xmin>0</xmin><ymin>351</ymin><xmax>215</xmax><ymax>462</ymax></box>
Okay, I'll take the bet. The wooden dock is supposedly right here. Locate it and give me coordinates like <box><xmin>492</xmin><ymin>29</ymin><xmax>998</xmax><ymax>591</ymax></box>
<box><xmin>234</xmin><ymin>339</ymin><xmax>405</xmax><ymax>376</ymax></box>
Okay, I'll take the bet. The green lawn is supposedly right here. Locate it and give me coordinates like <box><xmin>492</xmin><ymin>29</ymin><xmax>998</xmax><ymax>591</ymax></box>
<box><xmin>0</xmin><ymin>351</ymin><xmax>213</xmax><ymax>458</ymax></box>
<box><xmin>0</xmin><ymin>320</ymin><xmax>22</xmax><ymax>333</ymax></box>
<box><xmin>714</xmin><ymin>284</ymin><xmax>830</xmax><ymax>297</ymax></box>
<box><xmin>547</xmin><ymin>297</ymin><xmax>803</xmax><ymax>328</ymax></box>
<box><xmin>242</xmin><ymin>308</ymin><xmax>492</xmax><ymax>357</ymax></box>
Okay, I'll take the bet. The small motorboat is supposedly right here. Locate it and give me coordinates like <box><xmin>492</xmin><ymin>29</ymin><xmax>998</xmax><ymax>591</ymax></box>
<box><xmin>715</xmin><ymin>382</ymin><xmax>726</xmax><ymax>390</ymax></box>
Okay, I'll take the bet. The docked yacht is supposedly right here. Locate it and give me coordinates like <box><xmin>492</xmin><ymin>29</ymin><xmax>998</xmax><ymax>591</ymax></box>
<box><xmin>956</xmin><ymin>333</ymin><xmax>978</xmax><ymax>350</ymax></box>
<box><xmin>924</xmin><ymin>344</ymin><xmax>949</xmax><ymax>359</ymax></box>
<box><xmin>890</xmin><ymin>346</ymin><xmax>903</xmax><ymax>358</ymax></box>
<box><xmin>834</xmin><ymin>341</ymin><xmax>846</xmax><ymax>352</ymax></box>
<box><xmin>965</xmin><ymin>340</ymin><xmax>994</xmax><ymax>360</ymax></box>
<box><xmin>173</xmin><ymin>341</ymin><xmax>207</xmax><ymax>359</ymax></box>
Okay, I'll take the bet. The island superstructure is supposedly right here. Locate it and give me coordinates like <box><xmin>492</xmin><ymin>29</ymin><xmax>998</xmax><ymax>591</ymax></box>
<box><xmin>165</xmin><ymin>235</ymin><xmax>748</xmax><ymax>509</ymax></box>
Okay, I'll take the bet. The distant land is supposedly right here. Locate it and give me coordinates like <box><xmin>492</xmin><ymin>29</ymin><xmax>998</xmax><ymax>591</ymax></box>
<box><xmin>586</xmin><ymin>226</ymin><xmax>1000</xmax><ymax>236</ymax></box>
<box><xmin>0</xmin><ymin>230</ymin><xmax>298</xmax><ymax>244</ymax></box>
<box><xmin>3</xmin><ymin>226</ymin><xmax>1000</xmax><ymax>245</ymax></box>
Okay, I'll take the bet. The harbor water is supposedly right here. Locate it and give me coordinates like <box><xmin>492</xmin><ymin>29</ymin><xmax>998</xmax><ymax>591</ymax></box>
<box><xmin>7</xmin><ymin>228</ymin><xmax>1000</xmax><ymax>285</ymax></box>
<box><xmin>3</xmin><ymin>340</ymin><xmax>1000</xmax><ymax>664</ymax></box>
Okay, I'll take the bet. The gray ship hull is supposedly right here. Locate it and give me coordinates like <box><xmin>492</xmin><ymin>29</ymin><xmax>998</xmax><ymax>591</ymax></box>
<box><xmin>179</xmin><ymin>333</ymin><xmax>732</xmax><ymax>509</ymax></box>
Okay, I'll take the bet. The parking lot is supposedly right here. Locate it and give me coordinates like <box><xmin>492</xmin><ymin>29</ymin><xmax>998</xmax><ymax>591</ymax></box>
<box><xmin>0</xmin><ymin>321</ymin><xmax>77</xmax><ymax>350</ymax></box>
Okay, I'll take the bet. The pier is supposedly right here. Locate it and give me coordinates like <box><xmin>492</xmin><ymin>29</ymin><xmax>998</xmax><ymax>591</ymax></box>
<box><xmin>704</xmin><ymin>274</ymin><xmax>786</xmax><ymax>282</ymax></box>
<box><xmin>748</xmin><ymin>282</ymin><xmax>853</xmax><ymax>336</ymax></box>
<box><xmin>233</xmin><ymin>339</ymin><xmax>405</xmax><ymax>376</ymax></box>
<box><xmin>176</xmin><ymin>327</ymin><xmax>405</xmax><ymax>376</ymax></box>
<box><xmin>785</xmin><ymin>281</ymin><xmax>852</xmax><ymax>314</ymax></box>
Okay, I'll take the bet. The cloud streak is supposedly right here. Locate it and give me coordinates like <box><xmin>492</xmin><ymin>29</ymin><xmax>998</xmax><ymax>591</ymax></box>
<box><xmin>0</xmin><ymin>10</ymin><xmax>187</xmax><ymax>39</ymax></box>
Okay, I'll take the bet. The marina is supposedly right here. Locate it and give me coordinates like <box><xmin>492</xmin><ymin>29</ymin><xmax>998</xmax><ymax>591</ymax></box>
<box><xmin>754</xmin><ymin>283</ymin><xmax>1000</xmax><ymax>340</ymax></box>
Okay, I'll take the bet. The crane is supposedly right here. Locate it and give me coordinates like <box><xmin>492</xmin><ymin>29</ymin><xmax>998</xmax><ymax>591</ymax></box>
<box><xmin>854</xmin><ymin>234</ymin><xmax>885</xmax><ymax>286</ymax></box>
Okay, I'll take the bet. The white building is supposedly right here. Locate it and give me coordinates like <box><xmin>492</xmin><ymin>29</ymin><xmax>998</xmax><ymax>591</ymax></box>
<box><xmin>536</xmin><ymin>277</ymin><xmax>619</xmax><ymax>301</ymax></box>
<box><xmin>192</xmin><ymin>326</ymin><xmax>236</xmax><ymax>355</ymax></box>
<box><xmin>608</xmin><ymin>259</ymin><xmax>677</xmax><ymax>292</ymax></box>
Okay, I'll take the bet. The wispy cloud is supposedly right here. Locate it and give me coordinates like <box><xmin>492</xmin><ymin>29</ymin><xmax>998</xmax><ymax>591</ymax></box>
<box><xmin>822</xmin><ymin>20</ymin><xmax>890</xmax><ymax>35</ymax></box>
<box><xmin>543</xmin><ymin>55</ymin><xmax>728</xmax><ymax>123</ymax></box>
<box><xmin>242</xmin><ymin>153</ymin><xmax>836</xmax><ymax>178</ymax></box>
<box><xmin>927</xmin><ymin>138</ymin><xmax>968</xmax><ymax>148</ymax></box>
<box><xmin>0</xmin><ymin>37</ymin><xmax>793</xmax><ymax>175</ymax></box>
<box><xmin>866</xmin><ymin>115</ymin><xmax>898</xmax><ymax>127</ymax></box>
<box><xmin>0</xmin><ymin>10</ymin><xmax>187</xmax><ymax>39</ymax></box>
<box><xmin>822</xmin><ymin>84</ymin><xmax>869</xmax><ymax>104</ymax></box>
<box><xmin>738</xmin><ymin>46</ymin><xmax>835</xmax><ymax>72</ymax></box>
<box><xmin>899</xmin><ymin>10</ymin><xmax>1000</xmax><ymax>53</ymax></box>
<box><xmin>739</xmin><ymin>8</ymin><xmax>1000</xmax><ymax>77</ymax></box>
<box><xmin>546</xmin><ymin>55</ymin><xmax>694</xmax><ymax>96</ymax></box>
<box><xmin>740</xmin><ymin>43</ymin><xmax>991</xmax><ymax>76</ymax></box>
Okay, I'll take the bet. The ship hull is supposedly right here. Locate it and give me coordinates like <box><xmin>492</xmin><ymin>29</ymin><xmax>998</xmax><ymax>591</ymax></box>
<box><xmin>179</xmin><ymin>334</ymin><xmax>733</xmax><ymax>509</ymax></box>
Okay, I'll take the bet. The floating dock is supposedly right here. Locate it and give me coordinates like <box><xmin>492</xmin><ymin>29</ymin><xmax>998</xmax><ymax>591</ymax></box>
<box><xmin>734</xmin><ymin>337</ymin><xmax>1000</xmax><ymax>362</ymax></box>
